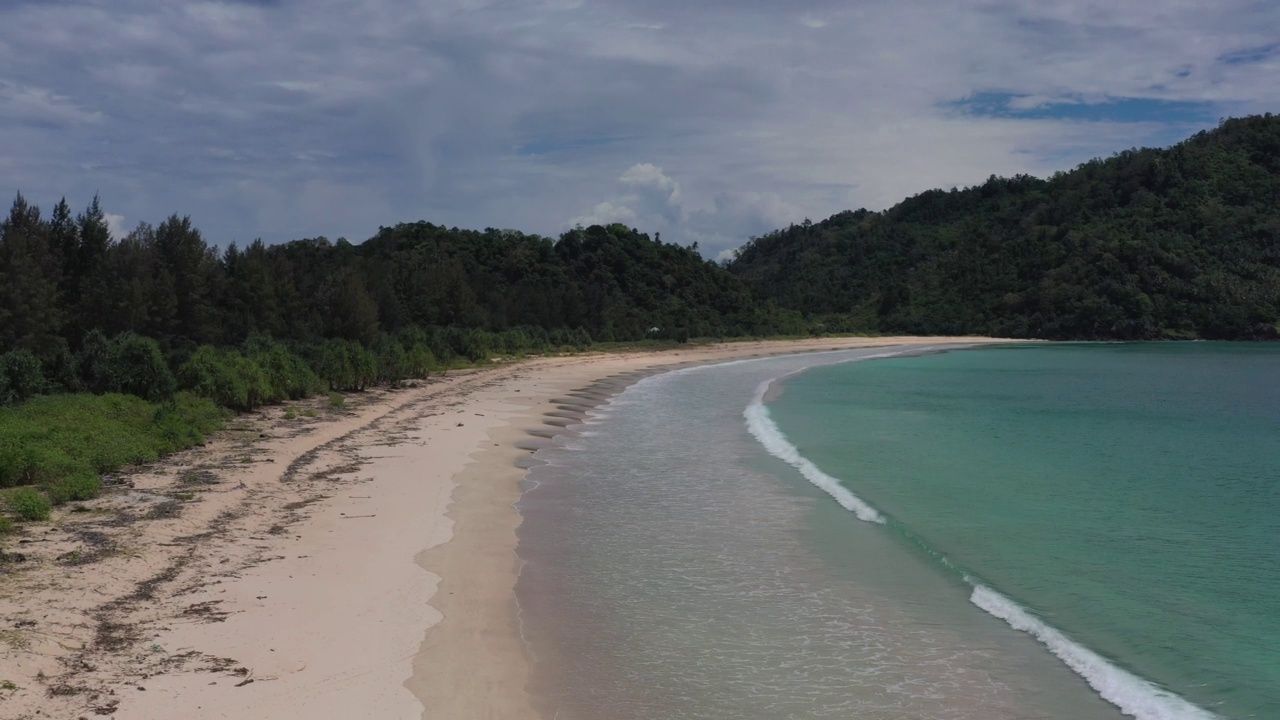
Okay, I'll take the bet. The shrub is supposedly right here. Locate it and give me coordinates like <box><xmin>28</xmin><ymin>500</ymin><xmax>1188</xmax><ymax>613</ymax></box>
<box><xmin>328</xmin><ymin>391</ymin><xmax>344</xmax><ymax>408</ymax></box>
<box><xmin>227</xmin><ymin>353</ymin><xmax>270</xmax><ymax>409</ymax></box>
<box><xmin>250</xmin><ymin>343</ymin><xmax>322</xmax><ymax>401</ymax></box>
<box><xmin>179</xmin><ymin>346</ymin><xmax>248</xmax><ymax>409</ymax></box>
<box><xmin>0</xmin><ymin>350</ymin><xmax>46</xmax><ymax>406</ymax></box>
<box><xmin>8</xmin><ymin>488</ymin><xmax>51</xmax><ymax>522</ymax></box>
<box><xmin>46</xmin><ymin>474</ymin><xmax>101</xmax><ymax>506</ymax></box>
<box><xmin>458</xmin><ymin>329</ymin><xmax>492</xmax><ymax>363</ymax></box>
<box><xmin>317</xmin><ymin>340</ymin><xmax>355</xmax><ymax>391</ymax></box>
<box><xmin>374</xmin><ymin>335</ymin><xmax>407</xmax><ymax>385</ymax></box>
<box><xmin>0</xmin><ymin>516</ymin><xmax>12</xmax><ymax>534</ymax></box>
<box><xmin>107</xmin><ymin>333</ymin><xmax>175</xmax><ymax>401</ymax></box>
<box><xmin>404</xmin><ymin>342</ymin><xmax>435</xmax><ymax>378</ymax></box>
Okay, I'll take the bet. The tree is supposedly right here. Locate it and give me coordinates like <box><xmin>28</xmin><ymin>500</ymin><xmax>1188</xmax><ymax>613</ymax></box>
<box><xmin>327</xmin><ymin>269</ymin><xmax>380</xmax><ymax>345</ymax></box>
<box><xmin>0</xmin><ymin>194</ymin><xmax>64</xmax><ymax>360</ymax></box>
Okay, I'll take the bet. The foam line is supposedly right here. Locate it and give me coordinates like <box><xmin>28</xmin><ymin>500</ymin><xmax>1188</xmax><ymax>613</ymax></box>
<box><xmin>970</xmin><ymin>584</ymin><xmax>1218</xmax><ymax>720</ymax></box>
<box><xmin>744</xmin><ymin>378</ymin><xmax>886</xmax><ymax>524</ymax></box>
<box><xmin>742</xmin><ymin>351</ymin><xmax>1219</xmax><ymax>720</ymax></box>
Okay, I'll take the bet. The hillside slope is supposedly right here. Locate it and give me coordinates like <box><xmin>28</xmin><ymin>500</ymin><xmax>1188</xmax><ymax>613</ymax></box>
<box><xmin>729</xmin><ymin>114</ymin><xmax>1280</xmax><ymax>339</ymax></box>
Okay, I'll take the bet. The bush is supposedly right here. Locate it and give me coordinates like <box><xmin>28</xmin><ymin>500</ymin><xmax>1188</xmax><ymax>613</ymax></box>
<box><xmin>250</xmin><ymin>343</ymin><xmax>322</xmax><ymax>401</ymax></box>
<box><xmin>328</xmin><ymin>391</ymin><xmax>344</xmax><ymax>408</ymax></box>
<box><xmin>227</xmin><ymin>353</ymin><xmax>270</xmax><ymax>409</ymax></box>
<box><xmin>317</xmin><ymin>339</ymin><xmax>355</xmax><ymax>391</ymax></box>
<box><xmin>0</xmin><ymin>350</ymin><xmax>46</xmax><ymax>406</ymax></box>
<box><xmin>374</xmin><ymin>335</ymin><xmax>407</xmax><ymax>385</ymax></box>
<box><xmin>8</xmin><ymin>488</ymin><xmax>51</xmax><ymax>521</ymax></box>
<box><xmin>458</xmin><ymin>329</ymin><xmax>492</xmax><ymax>363</ymax></box>
<box><xmin>0</xmin><ymin>516</ymin><xmax>12</xmax><ymax>534</ymax></box>
<box><xmin>107</xmin><ymin>333</ymin><xmax>175</xmax><ymax>401</ymax></box>
<box><xmin>178</xmin><ymin>346</ymin><xmax>248</xmax><ymax>409</ymax></box>
<box><xmin>316</xmin><ymin>339</ymin><xmax>378</xmax><ymax>392</ymax></box>
<box><xmin>404</xmin><ymin>342</ymin><xmax>435</xmax><ymax>378</ymax></box>
<box><xmin>47</xmin><ymin>474</ymin><xmax>101</xmax><ymax>506</ymax></box>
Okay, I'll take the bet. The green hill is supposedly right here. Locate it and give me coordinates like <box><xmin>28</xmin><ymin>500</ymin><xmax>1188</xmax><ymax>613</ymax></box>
<box><xmin>728</xmin><ymin>114</ymin><xmax>1280</xmax><ymax>339</ymax></box>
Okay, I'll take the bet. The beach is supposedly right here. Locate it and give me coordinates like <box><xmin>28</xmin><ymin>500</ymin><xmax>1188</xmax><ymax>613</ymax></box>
<box><xmin>0</xmin><ymin>336</ymin><xmax>1009</xmax><ymax>719</ymax></box>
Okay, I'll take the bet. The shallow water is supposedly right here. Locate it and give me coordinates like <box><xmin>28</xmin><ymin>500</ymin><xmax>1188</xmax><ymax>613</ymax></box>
<box><xmin>515</xmin><ymin>346</ymin><xmax>1127</xmax><ymax>719</ymax></box>
<box><xmin>766</xmin><ymin>343</ymin><xmax>1280</xmax><ymax>719</ymax></box>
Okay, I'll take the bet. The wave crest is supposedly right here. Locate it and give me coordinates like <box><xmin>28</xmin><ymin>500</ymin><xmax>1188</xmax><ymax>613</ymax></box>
<box><xmin>744</xmin><ymin>378</ymin><xmax>885</xmax><ymax>524</ymax></box>
<box><xmin>971</xmin><ymin>584</ymin><xmax>1218</xmax><ymax>720</ymax></box>
<box><xmin>743</xmin><ymin>359</ymin><xmax>1218</xmax><ymax>720</ymax></box>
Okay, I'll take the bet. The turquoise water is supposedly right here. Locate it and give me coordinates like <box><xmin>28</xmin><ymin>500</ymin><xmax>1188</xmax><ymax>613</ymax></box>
<box><xmin>768</xmin><ymin>343</ymin><xmax>1280</xmax><ymax>719</ymax></box>
<box><xmin>515</xmin><ymin>343</ymin><xmax>1278</xmax><ymax>720</ymax></box>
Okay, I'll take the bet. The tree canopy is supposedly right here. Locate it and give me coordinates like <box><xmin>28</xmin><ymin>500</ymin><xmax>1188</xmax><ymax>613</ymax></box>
<box><xmin>729</xmin><ymin>114</ymin><xmax>1280</xmax><ymax>340</ymax></box>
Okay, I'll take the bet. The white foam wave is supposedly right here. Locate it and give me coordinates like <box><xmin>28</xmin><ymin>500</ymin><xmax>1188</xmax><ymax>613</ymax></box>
<box><xmin>970</xmin><ymin>584</ymin><xmax>1219</xmax><ymax>720</ymax></box>
<box><xmin>738</xmin><ymin>351</ymin><xmax>1218</xmax><ymax>720</ymax></box>
<box><xmin>744</xmin><ymin>379</ymin><xmax>885</xmax><ymax>524</ymax></box>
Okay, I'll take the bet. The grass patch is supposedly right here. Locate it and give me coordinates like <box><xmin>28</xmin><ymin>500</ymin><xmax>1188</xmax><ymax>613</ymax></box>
<box><xmin>0</xmin><ymin>393</ymin><xmax>227</xmax><ymax>508</ymax></box>
<box><xmin>328</xmin><ymin>392</ymin><xmax>344</xmax><ymax>408</ymax></box>
<box><xmin>283</xmin><ymin>409</ymin><xmax>298</xmax><ymax>420</ymax></box>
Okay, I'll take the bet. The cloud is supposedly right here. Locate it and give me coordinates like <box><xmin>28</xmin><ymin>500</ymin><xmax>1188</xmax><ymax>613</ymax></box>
<box><xmin>104</xmin><ymin>213</ymin><xmax>128</xmax><ymax>240</ymax></box>
<box><xmin>570</xmin><ymin>163</ymin><xmax>804</xmax><ymax>252</ymax></box>
<box><xmin>0</xmin><ymin>81</ymin><xmax>102</xmax><ymax>125</ymax></box>
<box><xmin>2</xmin><ymin>0</ymin><xmax>1278</xmax><ymax>257</ymax></box>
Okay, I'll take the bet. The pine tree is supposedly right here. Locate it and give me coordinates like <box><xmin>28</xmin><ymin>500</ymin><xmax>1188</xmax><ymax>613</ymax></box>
<box><xmin>0</xmin><ymin>194</ymin><xmax>64</xmax><ymax>360</ymax></box>
<box><xmin>73</xmin><ymin>194</ymin><xmax>114</xmax><ymax>337</ymax></box>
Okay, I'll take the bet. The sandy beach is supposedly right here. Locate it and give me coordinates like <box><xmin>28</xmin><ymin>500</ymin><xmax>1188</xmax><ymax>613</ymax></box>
<box><xmin>0</xmin><ymin>337</ymin><xmax>1010</xmax><ymax>719</ymax></box>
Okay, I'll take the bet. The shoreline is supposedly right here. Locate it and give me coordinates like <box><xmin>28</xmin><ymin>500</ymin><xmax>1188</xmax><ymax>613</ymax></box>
<box><xmin>403</xmin><ymin>336</ymin><xmax>1013</xmax><ymax>719</ymax></box>
<box><xmin>0</xmin><ymin>336</ymin><xmax>1014</xmax><ymax>719</ymax></box>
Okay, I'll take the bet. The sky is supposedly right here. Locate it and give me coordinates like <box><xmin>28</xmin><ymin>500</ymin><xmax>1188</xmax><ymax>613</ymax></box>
<box><xmin>2</xmin><ymin>1</ymin><xmax>1278</xmax><ymax>259</ymax></box>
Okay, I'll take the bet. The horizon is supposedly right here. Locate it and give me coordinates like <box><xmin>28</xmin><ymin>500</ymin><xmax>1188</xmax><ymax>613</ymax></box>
<box><xmin>4</xmin><ymin>1</ymin><xmax>1279</xmax><ymax>257</ymax></box>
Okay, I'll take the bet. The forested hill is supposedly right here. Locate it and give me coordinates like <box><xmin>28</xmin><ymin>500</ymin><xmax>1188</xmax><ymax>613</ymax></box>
<box><xmin>728</xmin><ymin>114</ymin><xmax>1280</xmax><ymax>340</ymax></box>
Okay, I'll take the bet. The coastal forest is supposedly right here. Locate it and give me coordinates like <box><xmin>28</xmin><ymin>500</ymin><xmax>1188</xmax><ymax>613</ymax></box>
<box><xmin>729</xmin><ymin>114</ymin><xmax>1280</xmax><ymax>340</ymax></box>
<box><xmin>1</xmin><ymin>114</ymin><xmax>1279</xmax><ymax>510</ymax></box>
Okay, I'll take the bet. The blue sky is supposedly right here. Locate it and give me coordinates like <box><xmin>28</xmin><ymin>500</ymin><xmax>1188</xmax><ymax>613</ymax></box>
<box><xmin>2</xmin><ymin>0</ymin><xmax>1278</xmax><ymax>258</ymax></box>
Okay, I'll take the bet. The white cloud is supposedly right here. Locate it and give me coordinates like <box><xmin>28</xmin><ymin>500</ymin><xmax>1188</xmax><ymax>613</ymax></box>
<box><xmin>1</xmin><ymin>0</ymin><xmax>1277</xmax><ymax>256</ymax></box>
<box><xmin>569</xmin><ymin>200</ymin><xmax>638</xmax><ymax>228</ymax></box>
<box><xmin>104</xmin><ymin>213</ymin><xmax>128</xmax><ymax>240</ymax></box>
<box><xmin>0</xmin><ymin>82</ymin><xmax>101</xmax><ymax>125</ymax></box>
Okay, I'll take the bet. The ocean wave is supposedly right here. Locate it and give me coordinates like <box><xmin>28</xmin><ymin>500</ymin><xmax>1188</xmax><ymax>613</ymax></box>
<box><xmin>743</xmin><ymin>378</ymin><xmax>885</xmax><ymax>524</ymax></box>
<box><xmin>970</xmin><ymin>584</ymin><xmax>1218</xmax><ymax>720</ymax></box>
<box><xmin>743</xmin><ymin>357</ymin><xmax>1218</xmax><ymax>720</ymax></box>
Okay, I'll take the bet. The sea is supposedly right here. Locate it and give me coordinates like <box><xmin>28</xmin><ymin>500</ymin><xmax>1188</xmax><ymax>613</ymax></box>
<box><xmin>514</xmin><ymin>342</ymin><xmax>1280</xmax><ymax>720</ymax></box>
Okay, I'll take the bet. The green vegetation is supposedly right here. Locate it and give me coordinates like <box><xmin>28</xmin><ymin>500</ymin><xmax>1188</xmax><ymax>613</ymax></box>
<box><xmin>730</xmin><ymin>114</ymin><xmax>1280</xmax><ymax>340</ymax></box>
<box><xmin>0</xmin><ymin>394</ymin><xmax>225</xmax><ymax>514</ymax></box>
<box><xmin>0</xmin><ymin>115</ymin><xmax>1277</xmax><ymax>516</ymax></box>
<box><xmin>7</xmin><ymin>488</ymin><xmax>51</xmax><ymax>521</ymax></box>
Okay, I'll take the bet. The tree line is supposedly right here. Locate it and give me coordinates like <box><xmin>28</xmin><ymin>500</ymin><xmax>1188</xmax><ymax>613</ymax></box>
<box><xmin>0</xmin><ymin>201</ymin><xmax>806</xmax><ymax>407</ymax></box>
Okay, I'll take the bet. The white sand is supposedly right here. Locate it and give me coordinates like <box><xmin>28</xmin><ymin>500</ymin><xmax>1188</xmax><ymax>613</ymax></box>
<box><xmin>0</xmin><ymin>337</ymin><xmax>1013</xmax><ymax>719</ymax></box>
